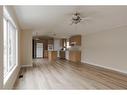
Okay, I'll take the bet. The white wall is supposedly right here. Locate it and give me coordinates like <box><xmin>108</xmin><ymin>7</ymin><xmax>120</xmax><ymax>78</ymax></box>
<box><xmin>3</xmin><ymin>6</ymin><xmax>32</xmax><ymax>89</ymax></box>
<box><xmin>3</xmin><ymin>6</ymin><xmax>21</xmax><ymax>89</ymax></box>
<box><xmin>81</xmin><ymin>26</ymin><xmax>127</xmax><ymax>74</ymax></box>
<box><xmin>20</xmin><ymin>30</ymin><xmax>33</xmax><ymax>67</ymax></box>
<box><xmin>0</xmin><ymin>6</ymin><xmax>3</xmax><ymax>89</ymax></box>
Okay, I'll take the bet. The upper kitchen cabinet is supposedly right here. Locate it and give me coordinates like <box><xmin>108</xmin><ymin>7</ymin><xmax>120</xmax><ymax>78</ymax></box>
<box><xmin>69</xmin><ymin>35</ymin><xmax>81</xmax><ymax>46</ymax></box>
<box><xmin>48</xmin><ymin>38</ymin><xmax>54</xmax><ymax>44</ymax></box>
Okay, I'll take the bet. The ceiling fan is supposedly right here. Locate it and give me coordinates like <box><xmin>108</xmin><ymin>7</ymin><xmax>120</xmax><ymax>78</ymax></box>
<box><xmin>70</xmin><ymin>11</ymin><xmax>90</xmax><ymax>25</ymax></box>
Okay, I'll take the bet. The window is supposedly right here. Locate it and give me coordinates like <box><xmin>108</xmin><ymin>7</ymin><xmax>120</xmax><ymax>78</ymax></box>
<box><xmin>3</xmin><ymin>7</ymin><xmax>18</xmax><ymax>77</ymax></box>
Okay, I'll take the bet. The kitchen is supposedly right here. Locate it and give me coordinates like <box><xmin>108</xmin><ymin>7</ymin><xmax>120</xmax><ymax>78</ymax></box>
<box><xmin>32</xmin><ymin>35</ymin><xmax>81</xmax><ymax>62</ymax></box>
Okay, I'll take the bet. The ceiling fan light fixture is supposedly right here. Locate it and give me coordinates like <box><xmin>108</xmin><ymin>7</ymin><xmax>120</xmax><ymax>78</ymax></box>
<box><xmin>71</xmin><ymin>12</ymin><xmax>82</xmax><ymax>24</ymax></box>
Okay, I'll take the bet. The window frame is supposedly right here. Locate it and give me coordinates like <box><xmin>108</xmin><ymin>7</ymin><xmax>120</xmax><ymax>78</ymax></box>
<box><xmin>3</xmin><ymin>7</ymin><xmax>18</xmax><ymax>79</ymax></box>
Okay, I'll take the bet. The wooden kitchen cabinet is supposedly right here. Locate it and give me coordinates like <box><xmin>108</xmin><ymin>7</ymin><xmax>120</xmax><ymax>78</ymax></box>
<box><xmin>69</xmin><ymin>51</ymin><xmax>81</xmax><ymax>62</ymax></box>
<box><xmin>44</xmin><ymin>50</ymin><xmax>48</xmax><ymax>58</ymax></box>
<box><xmin>48</xmin><ymin>38</ymin><xmax>54</xmax><ymax>44</ymax></box>
<box><xmin>48</xmin><ymin>51</ymin><xmax>57</xmax><ymax>61</ymax></box>
<box><xmin>69</xmin><ymin>35</ymin><xmax>81</xmax><ymax>46</ymax></box>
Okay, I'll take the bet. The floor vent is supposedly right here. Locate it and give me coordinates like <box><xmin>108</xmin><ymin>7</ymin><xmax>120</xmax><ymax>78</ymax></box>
<box><xmin>19</xmin><ymin>75</ymin><xmax>23</xmax><ymax>79</ymax></box>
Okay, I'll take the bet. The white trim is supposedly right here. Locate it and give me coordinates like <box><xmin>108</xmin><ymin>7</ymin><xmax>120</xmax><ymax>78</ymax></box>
<box><xmin>4</xmin><ymin>65</ymin><xmax>17</xmax><ymax>84</ymax></box>
<box><xmin>3</xmin><ymin>6</ymin><xmax>17</xmax><ymax>29</ymax></box>
<box><xmin>21</xmin><ymin>64</ymin><xmax>33</xmax><ymax>67</ymax></box>
<box><xmin>3</xmin><ymin>65</ymin><xmax>21</xmax><ymax>89</ymax></box>
<box><xmin>81</xmin><ymin>60</ymin><xmax>127</xmax><ymax>75</ymax></box>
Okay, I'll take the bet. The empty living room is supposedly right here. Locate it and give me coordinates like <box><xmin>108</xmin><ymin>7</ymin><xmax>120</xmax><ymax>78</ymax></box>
<box><xmin>0</xmin><ymin>1</ymin><xmax>127</xmax><ymax>94</ymax></box>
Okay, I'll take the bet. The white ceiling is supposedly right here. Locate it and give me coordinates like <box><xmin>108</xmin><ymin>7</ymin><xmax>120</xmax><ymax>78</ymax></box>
<box><xmin>13</xmin><ymin>6</ymin><xmax>127</xmax><ymax>38</ymax></box>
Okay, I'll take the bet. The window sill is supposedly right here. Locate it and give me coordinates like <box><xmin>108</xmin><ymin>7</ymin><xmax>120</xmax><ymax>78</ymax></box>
<box><xmin>4</xmin><ymin>64</ymin><xmax>18</xmax><ymax>85</ymax></box>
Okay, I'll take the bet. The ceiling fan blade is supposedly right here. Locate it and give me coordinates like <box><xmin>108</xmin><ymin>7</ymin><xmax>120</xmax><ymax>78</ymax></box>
<box><xmin>69</xmin><ymin>21</ymin><xmax>74</xmax><ymax>25</ymax></box>
<box><xmin>82</xmin><ymin>17</ymin><xmax>92</xmax><ymax>20</ymax></box>
<box><xmin>80</xmin><ymin>17</ymin><xmax>91</xmax><ymax>22</ymax></box>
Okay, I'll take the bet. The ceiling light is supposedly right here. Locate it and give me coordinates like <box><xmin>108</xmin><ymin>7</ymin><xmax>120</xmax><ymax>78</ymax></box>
<box><xmin>71</xmin><ymin>12</ymin><xmax>82</xmax><ymax>24</ymax></box>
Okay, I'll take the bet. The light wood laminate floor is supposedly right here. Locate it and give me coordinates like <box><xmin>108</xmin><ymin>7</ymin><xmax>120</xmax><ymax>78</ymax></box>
<box><xmin>14</xmin><ymin>59</ymin><xmax>127</xmax><ymax>89</ymax></box>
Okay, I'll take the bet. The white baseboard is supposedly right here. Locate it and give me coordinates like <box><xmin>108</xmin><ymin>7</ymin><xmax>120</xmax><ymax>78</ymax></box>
<box><xmin>81</xmin><ymin>60</ymin><xmax>127</xmax><ymax>75</ymax></box>
<box><xmin>21</xmin><ymin>64</ymin><xmax>33</xmax><ymax>67</ymax></box>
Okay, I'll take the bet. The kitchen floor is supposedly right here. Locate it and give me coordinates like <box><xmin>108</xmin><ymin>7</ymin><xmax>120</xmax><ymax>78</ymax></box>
<box><xmin>14</xmin><ymin>59</ymin><xmax>127</xmax><ymax>89</ymax></box>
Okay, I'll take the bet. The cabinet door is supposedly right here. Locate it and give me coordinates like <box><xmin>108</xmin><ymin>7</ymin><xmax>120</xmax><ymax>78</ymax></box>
<box><xmin>44</xmin><ymin>50</ymin><xmax>48</xmax><ymax>58</ymax></box>
<box><xmin>48</xmin><ymin>39</ymin><xmax>54</xmax><ymax>44</ymax></box>
<box><xmin>75</xmin><ymin>35</ymin><xmax>81</xmax><ymax>45</ymax></box>
<box><xmin>69</xmin><ymin>51</ymin><xmax>81</xmax><ymax>62</ymax></box>
<box><xmin>69</xmin><ymin>35</ymin><xmax>81</xmax><ymax>46</ymax></box>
